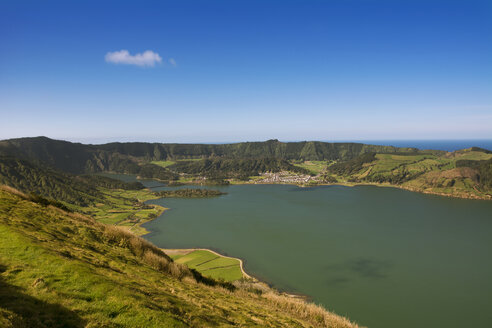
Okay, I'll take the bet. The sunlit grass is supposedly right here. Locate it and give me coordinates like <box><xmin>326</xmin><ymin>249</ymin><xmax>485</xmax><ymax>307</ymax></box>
<box><xmin>150</xmin><ymin>160</ymin><xmax>176</xmax><ymax>168</ymax></box>
<box><xmin>172</xmin><ymin>250</ymin><xmax>243</xmax><ymax>282</ymax></box>
<box><xmin>71</xmin><ymin>187</ymin><xmax>164</xmax><ymax>235</ymax></box>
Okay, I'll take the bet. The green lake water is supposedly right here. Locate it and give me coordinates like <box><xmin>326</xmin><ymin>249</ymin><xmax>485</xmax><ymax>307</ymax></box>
<box><xmin>112</xmin><ymin>176</ymin><xmax>492</xmax><ymax>328</ymax></box>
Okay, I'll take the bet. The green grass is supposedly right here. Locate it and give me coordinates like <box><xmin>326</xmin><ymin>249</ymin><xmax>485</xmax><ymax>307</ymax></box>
<box><xmin>151</xmin><ymin>159</ymin><xmax>204</xmax><ymax>169</ymax></box>
<box><xmin>202</xmin><ymin>149</ymin><xmax>491</xmax><ymax>199</ymax></box>
<box><xmin>369</xmin><ymin>154</ymin><xmax>430</xmax><ymax>172</ymax></box>
<box><xmin>150</xmin><ymin>160</ymin><xmax>176</xmax><ymax>168</ymax></box>
<box><xmin>72</xmin><ymin>187</ymin><xmax>164</xmax><ymax>235</ymax></box>
<box><xmin>453</xmin><ymin>150</ymin><xmax>492</xmax><ymax>161</ymax></box>
<box><xmin>358</xmin><ymin>154</ymin><xmax>456</xmax><ymax>178</ymax></box>
<box><xmin>0</xmin><ymin>191</ymin><xmax>189</xmax><ymax>327</ymax></box>
<box><xmin>328</xmin><ymin>150</ymin><xmax>492</xmax><ymax>200</ymax></box>
<box><xmin>172</xmin><ymin>250</ymin><xmax>243</xmax><ymax>282</ymax></box>
<box><xmin>0</xmin><ymin>186</ymin><xmax>358</xmax><ymax>328</ymax></box>
<box><xmin>292</xmin><ymin>161</ymin><xmax>328</xmax><ymax>175</ymax></box>
<box><xmin>147</xmin><ymin>150</ymin><xmax>490</xmax><ymax>200</ymax></box>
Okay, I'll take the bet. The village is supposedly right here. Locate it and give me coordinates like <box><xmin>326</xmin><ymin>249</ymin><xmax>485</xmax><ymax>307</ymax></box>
<box><xmin>254</xmin><ymin>171</ymin><xmax>316</xmax><ymax>185</ymax></box>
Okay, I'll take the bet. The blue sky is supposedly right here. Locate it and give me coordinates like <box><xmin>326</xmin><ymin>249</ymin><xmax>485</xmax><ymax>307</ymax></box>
<box><xmin>1</xmin><ymin>0</ymin><xmax>491</xmax><ymax>143</ymax></box>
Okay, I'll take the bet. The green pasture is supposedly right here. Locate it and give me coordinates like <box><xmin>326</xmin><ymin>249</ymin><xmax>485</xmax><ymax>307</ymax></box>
<box><xmin>151</xmin><ymin>159</ymin><xmax>205</xmax><ymax>169</ymax></box>
<box><xmin>292</xmin><ymin>161</ymin><xmax>328</xmax><ymax>175</ymax></box>
<box><xmin>453</xmin><ymin>151</ymin><xmax>492</xmax><ymax>161</ymax></box>
<box><xmin>73</xmin><ymin>187</ymin><xmax>163</xmax><ymax>235</ymax></box>
<box><xmin>363</xmin><ymin>154</ymin><xmax>455</xmax><ymax>176</ymax></box>
<box><xmin>151</xmin><ymin>160</ymin><xmax>176</xmax><ymax>168</ymax></box>
<box><xmin>171</xmin><ymin>250</ymin><xmax>243</xmax><ymax>282</ymax></box>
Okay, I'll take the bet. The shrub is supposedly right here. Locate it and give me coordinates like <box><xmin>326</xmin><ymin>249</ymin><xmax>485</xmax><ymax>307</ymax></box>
<box><xmin>143</xmin><ymin>250</ymin><xmax>170</xmax><ymax>271</ymax></box>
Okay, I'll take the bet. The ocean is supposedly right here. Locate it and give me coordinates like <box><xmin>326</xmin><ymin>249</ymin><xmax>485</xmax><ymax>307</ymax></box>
<box><xmin>349</xmin><ymin>139</ymin><xmax>492</xmax><ymax>152</ymax></box>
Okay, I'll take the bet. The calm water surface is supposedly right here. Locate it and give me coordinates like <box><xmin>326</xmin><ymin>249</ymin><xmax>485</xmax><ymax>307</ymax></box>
<box><xmin>133</xmin><ymin>181</ymin><xmax>492</xmax><ymax>328</ymax></box>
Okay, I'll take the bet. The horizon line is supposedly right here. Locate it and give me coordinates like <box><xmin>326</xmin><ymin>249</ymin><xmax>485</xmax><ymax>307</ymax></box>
<box><xmin>2</xmin><ymin>135</ymin><xmax>492</xmax><ymax>145</ymax></box>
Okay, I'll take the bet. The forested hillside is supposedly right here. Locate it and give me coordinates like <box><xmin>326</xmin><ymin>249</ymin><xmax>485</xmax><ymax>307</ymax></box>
<box><xmin>0</xmin><ymin>137</ymin><xmax>418</xmax><ymax>184</ymax></box>
<box><xmin>0</xmin><ymin>137</ymin><xmax>177</xmax><ymax>180</ymax></box>
<box><xmin>0</xmin><ymin>157</ymin><xmax>144</xmax><ymax>206</ymax></box>
<box><xmin>0</xmin><ymin>137</ymin><xmax>415</xmax><ymax>169</ymax></box>
<box><xmin>170</xmin><ymin>157</ymin><xmax>311</xmax><ymax>179</ymax></box>
<box><xmin>98</xmin><ymin>139</ymin><xmax>416</xmax><ymax>161</ymax></box>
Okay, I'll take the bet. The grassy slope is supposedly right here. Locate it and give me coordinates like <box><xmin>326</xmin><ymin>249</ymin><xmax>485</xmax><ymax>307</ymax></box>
<box><xmin>0</xmin><ymin>156</ymin><xmax>165</xmax><ymax>235</ymax></box>
<box><xmin>355</xmin><ymin>150</ymin><xmax>492</xmax><ymax>199</ymax></box>
<box><xmin>149</xmin><ymin>148</ymin><xmax>492</xmax><ymax>200</ymax></box>
<box><xmin>288</xmin><ymin>149</ymin><xmax>492</xmax><ymax>200</ymax></box>
<box><xmin>292</xmin><ymin>161</ymin><xmax>330</xmax><ymax>175</ymax></box>
<box><xmin>151</xmin><ymin>160</ymin><xmax>204</xmax><ymax>169</ymax></box>
<box><xmin>0</xmin><ymin>187</ymin><xmax>359</xmax><ymax>328</ymax></box>
<box><xmin>80</xmin><ymin>189</ymin><xmax>242</xmax><ymax>282</ymax></box>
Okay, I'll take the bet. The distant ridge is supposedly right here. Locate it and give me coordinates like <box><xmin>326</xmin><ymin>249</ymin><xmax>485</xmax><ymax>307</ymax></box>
<box><xmin>1</xmin><ymin>136</ymin><xmax>491</xmax><ymax>200</ymax></box>
<box><xmin>0</xmin><ymin>136</ymin><xmax>419</xmax><ymax>174</ymax></box>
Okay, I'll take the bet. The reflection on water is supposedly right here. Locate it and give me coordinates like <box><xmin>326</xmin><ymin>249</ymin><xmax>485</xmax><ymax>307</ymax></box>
<box><xmin>325</xmin><ymin>257</ymin><xmax>393</xmax><ymax>287</ymax></box>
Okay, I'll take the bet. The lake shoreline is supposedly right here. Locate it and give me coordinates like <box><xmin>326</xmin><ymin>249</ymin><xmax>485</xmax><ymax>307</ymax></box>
<box><xmin>230</xmin><ymin>180</ymin><xmax>492</xmax><ymax>201</ymax></box>
<box><xmin>162</xmin><ymin>247</ymin><xmax>253</xmax><ymax>280</ymax></box>
<box><xmin>161</xmin><ymin>247</ymin><xmax>310</xmax><ymax>301</ymax></box>
<box><xmin>136</xmin><ymin>181</ymin><xmax>489</xmax><ymax>300</ymax></box>
<box><xmin>104</xmin><ymin>172</ymin><xmax>489</xmax><ymax>321</ymax></box>
<box><xmin>138</xmin><ymin>194</ymin><xmax>315</xmax><ymax>302</ymax></box>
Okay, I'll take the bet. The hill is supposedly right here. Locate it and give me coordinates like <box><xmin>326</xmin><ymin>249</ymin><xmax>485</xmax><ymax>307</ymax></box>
<box><xmin>323</xmin><ymin>148</ymin><xmax>492</xmax><ymax>199</ymax></box>
<box><xmin>0</xmin><ymin>156</ymin><xmax>145</xmax><ymax>206</ymax></box>
<box><xmin>0</xmin><ymin>137</ymin><xmax>417</xmax><ymax>175</ymax></box>
<box><xmin>0</xmin><ymin>137</ymin><xmax>178</xmax><ymax>180</ymax></box>
<box><xmin>1</xmin><ymin>137</ymin><xmax>491</xmax><ymax>199</ymax></box>
<box><xmin>168</xmin><ymin>157</ymin><xmax>311</xmax><ymax>180</ymax></box>
<box><xmin>0</xmin><ymin>186</ymin><xmax>359</xmax><ymax>328</ymax></box>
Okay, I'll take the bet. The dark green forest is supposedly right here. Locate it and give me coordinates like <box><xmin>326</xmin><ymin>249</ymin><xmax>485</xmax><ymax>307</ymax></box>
<box><xmin>327</xmin><ymin>152</ymin><xmax>377</xmax><ymax>176</ymax></box>
<box><xmin>0</xmin><ymin>157</ymin><xmax>143</xmax><ymax>206</ymax></box>
<box><xmin>0</xmin><ymin>137</ymin><xmax>418</xmax><ymax>182</ymax></box>
<box><xmin>170</xmin><ymin>158</ymin><xmax>311</xmax><ymax>179</ymax></box>
<box><xmin>456</xmin><ymin>157</ymin><xmax>492</xmax><ymax>189</ymax></box>
<box><xmin>0</xmin><ymin>137</ymin><xmax>416</xmax><ymax>172</ymax></box>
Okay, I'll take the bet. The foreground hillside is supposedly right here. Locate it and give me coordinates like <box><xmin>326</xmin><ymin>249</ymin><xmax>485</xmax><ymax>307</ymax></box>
<box><xmin>0</xmin><ymin>186</ymin><xmax>359</xmax><ymax>328</ymax></box>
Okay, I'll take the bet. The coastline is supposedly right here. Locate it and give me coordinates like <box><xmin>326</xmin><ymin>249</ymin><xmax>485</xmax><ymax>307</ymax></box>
<box><xmin>332</xmin><ymin>182</ymin><xmax>492</xmax><ymax>201</ymax></box>
<box><xmin>230</xmin><ymin>180</ymin><xmax>492</xmax><ymax>201</ymax></box>
<box><xmin>129</xmin><ymin>194</ymin><xmax>167</xmax><ymax>236</ymax></box>
<box><xmin>131</xmin><ymin>180</ymin><xmax>490</xmax><ymax>288</ymax></box>
<box><xmin>323</xmin><ymin>182</ymin><xmax>492</xmax><ymax>201</ymax></box>
<box><xmin>102</xmin><ymin>170</ymin><xmax>492</xmax><ymax>201</ymax></box>
<box><xmin>123</xmin><ymin>179</ymin><xmax>491</xmax><ymax>315</ymax></box>
<box><xmin>161</xmin><ymin>247</ymin><xmax>309</xmax><ymax>301</ymax></box>
<box><xmin>129</xmin><ymin>186</ymin><xmax>306</xmax><ymax>297</ymax></box>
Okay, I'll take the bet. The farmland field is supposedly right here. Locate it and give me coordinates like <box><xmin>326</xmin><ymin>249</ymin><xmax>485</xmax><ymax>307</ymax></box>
<box><xmin>169</xmin><ymin>249</ymin><xmax>243</xmax><ymax>282</ymax></box>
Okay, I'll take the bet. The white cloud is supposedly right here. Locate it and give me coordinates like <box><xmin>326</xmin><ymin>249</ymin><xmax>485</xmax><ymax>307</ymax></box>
<box><xmin>105</xmin><ymin>50</ymin><xmax>162</xmax><ymax>67</ymax></box>
<box><xmin>168</xmin><ymin>58</ymin><xmax>177</xmax><ymax>66</ymax></box>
